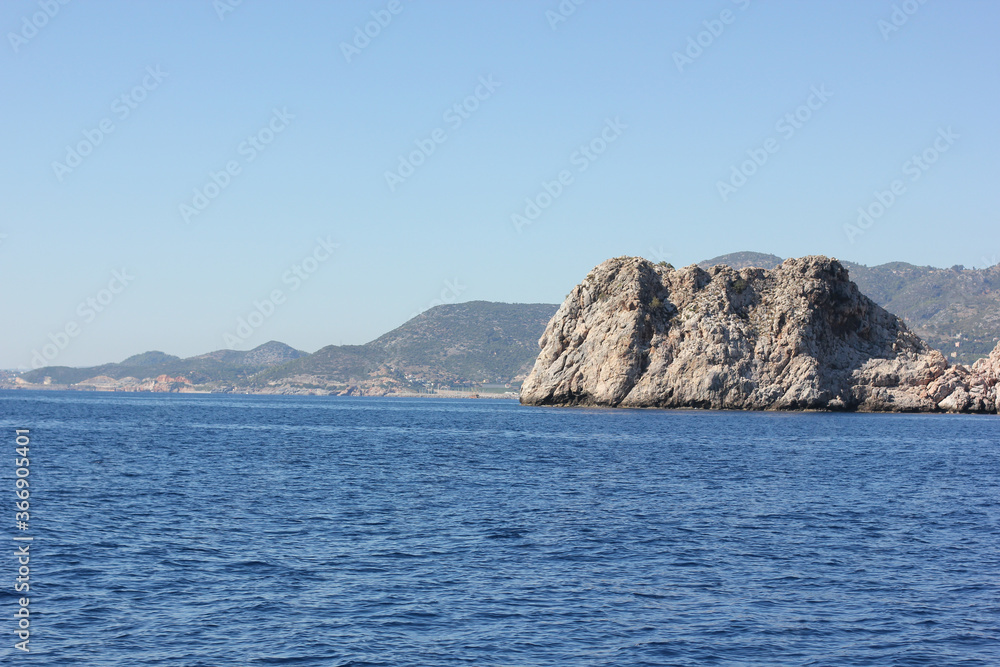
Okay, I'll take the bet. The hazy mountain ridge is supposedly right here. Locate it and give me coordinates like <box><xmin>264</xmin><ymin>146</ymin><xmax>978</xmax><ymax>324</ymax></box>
<box><xmin>20</xmin><ymin>341</ymin><xmax>306</xmax><ymax>386</ymax></box>
<box><xmin>17</xmin><ymin>304</ymin><xmax>558</xmax><ymax>394</ymax></box>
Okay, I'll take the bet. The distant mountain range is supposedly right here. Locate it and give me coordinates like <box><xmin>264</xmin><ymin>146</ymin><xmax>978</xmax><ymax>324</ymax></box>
<box><xmin>19</xmin><ymin>341</ymin><xmax>307</xmax><ymax>386</ymax></box>
<box><xmin>17</xmin><ymin>302</ymin><xmax>558</xmax><ymax>394</ymax></box>
<box><xmin>697</xmin><ymin>251</ymin><xmax>785</xmax><ymax>271</ymax></box>
<box><xmin>13</xmin><ymin>253</ymin><xmax>999</xmax><ymax>392</ymax></box>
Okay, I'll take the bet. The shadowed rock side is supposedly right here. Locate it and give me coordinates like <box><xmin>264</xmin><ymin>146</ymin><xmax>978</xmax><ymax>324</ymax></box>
<box><xmin>520</xmin><ymin>256</ymin><xmax>1000</xmax><ymax>413</ymax></box>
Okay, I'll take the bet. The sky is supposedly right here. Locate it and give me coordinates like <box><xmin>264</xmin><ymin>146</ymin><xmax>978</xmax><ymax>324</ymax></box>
<box><xmin>2</xmin><ymin>0</ymin><xmax>998</xmax><ymax>369</ymax></box>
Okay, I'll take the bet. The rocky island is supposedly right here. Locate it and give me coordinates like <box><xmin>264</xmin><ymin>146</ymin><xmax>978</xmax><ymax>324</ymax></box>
<box><xmin>520</xmin><ymin>256</ymin><xmax>1000</xmax><ymax>413</ymax></box>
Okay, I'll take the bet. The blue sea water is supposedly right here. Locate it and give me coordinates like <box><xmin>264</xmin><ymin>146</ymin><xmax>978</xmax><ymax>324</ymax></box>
<box><xmin>0</xmin><ymin>391</ymin><xmax>998</xmax><ymax>666</ymax></box>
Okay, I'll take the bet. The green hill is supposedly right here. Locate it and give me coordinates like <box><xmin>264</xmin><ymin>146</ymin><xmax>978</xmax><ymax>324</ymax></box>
<box><xmin>372</xmin><ymin>301</ymin><xmax>559</xmax><ymax>382</ymax></box>
<box><xmin>697</xmin><ymin>251</ymin><xmax>784</xmax><ymax>270</ymax></box>
<box><xmin>120</xmin><ymin>351</ymin><xmax>181</xmax><ymax>366</ymax></box>
<box><xmin>843</xmin><ymin>262</ymin><xmax>1000</xmax><ymax>363</ymax></box>
<box><xmin>259</xmin><ymin>301</ymin><xmax>559</xmax><ymax>387</ymax></box>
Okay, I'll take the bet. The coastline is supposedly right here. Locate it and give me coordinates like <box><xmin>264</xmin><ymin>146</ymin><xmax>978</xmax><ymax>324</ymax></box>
<box><xmin>0</xmin><ymin>383</ymin><xmax>520</xmax><ymax>400</ymax></box>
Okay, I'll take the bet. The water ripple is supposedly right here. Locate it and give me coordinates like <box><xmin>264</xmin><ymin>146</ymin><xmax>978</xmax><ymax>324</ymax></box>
<box><xmin>0</xmin><ymin>392</ymin><xmax>998</xmax><ymax>665</ymax></box>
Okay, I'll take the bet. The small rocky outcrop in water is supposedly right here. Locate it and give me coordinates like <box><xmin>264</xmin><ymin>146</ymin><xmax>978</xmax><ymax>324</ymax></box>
<box><xmin>520</xmin><ymin>256</ymin><xmax>999</xmax><ymax>413</ymax></box>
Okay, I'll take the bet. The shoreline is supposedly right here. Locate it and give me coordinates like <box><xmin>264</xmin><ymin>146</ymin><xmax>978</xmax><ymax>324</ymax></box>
<box><xmin>0</xmin><ymin>384</ymin><xmax>520</xmax><ymax>400</ymax></box>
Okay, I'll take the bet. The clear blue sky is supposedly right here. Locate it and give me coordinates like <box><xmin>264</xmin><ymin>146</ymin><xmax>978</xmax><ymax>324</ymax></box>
<box><xmin>2</xmin><ymin>0</ymin><xmax>998</xmax><ymax>369</ymax></box>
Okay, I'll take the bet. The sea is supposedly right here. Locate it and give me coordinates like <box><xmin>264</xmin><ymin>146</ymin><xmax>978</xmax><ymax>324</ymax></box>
<box><xmin>0</xmin><ymin>390</ymin><xmax>998</xmax><ymax>666</ymax></box>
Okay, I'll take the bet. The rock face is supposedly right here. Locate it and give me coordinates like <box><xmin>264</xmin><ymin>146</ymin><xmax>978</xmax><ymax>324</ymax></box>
<box><xmin>520</xmin><ymin>256</ymin><xmax>999</xmax><ymax>413</ymax></box>
<box><xmin>152</xmin><ymin>374</ymin><xmax>193</xmax><ymax>393</ymax></box>
<box><xmin>926</xmin><ymin>342</ymin><xmax>1000</xmax><ymax>413</ymax></box>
